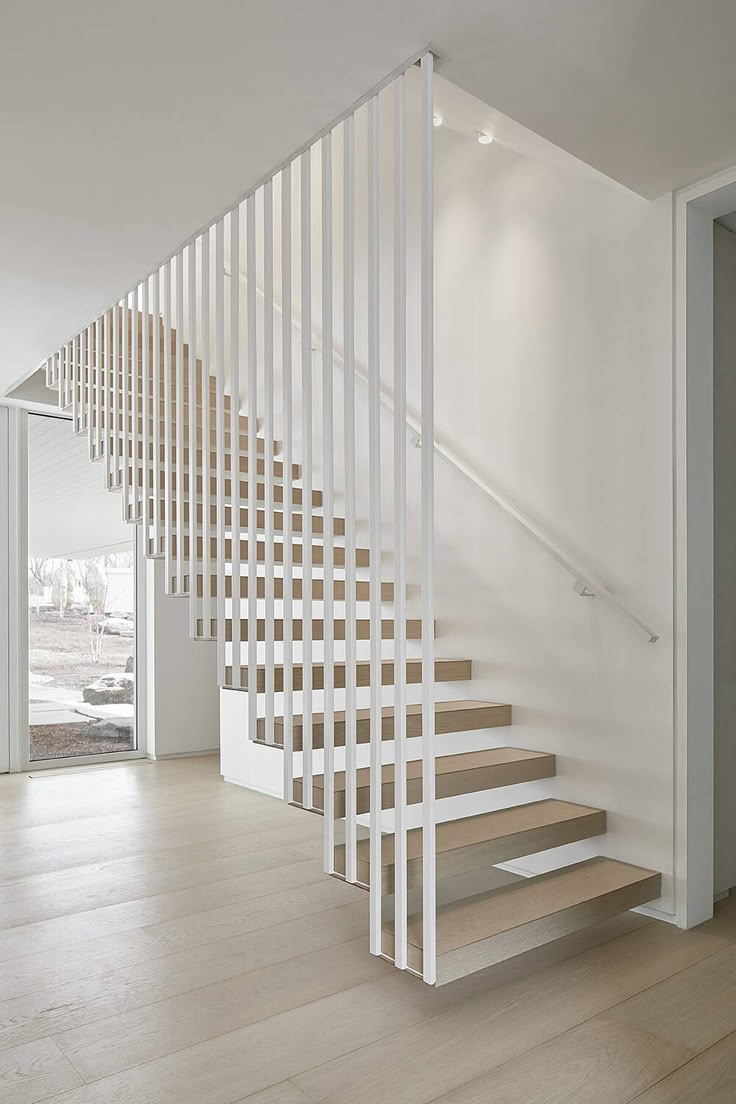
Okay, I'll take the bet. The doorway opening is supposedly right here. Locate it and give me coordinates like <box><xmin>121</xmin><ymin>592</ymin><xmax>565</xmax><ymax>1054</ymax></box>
<box><xmin>27</xmin><ymin>412</ymin><xmax>141</xmax><ymax>765</ymax></box>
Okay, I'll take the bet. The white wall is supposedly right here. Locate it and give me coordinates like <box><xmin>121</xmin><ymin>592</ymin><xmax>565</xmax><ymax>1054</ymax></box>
<box><xmin>414</xmin><ymin>125</ymin><xmax>674</xmax><ymax>910</ymax></box>
<box><xmin>222</xmin><ymin>77</ymin><xmax>676</xmax><ymax>915</ymax></box>
<box><xmin>146</xmin><ymin>558</ymin><xmax>219</xmax><ymax>758</ymax></box>
<box><xmin>714</xmin><ymin>220</ymin><xmax>736</xmax><ymax>895</ymax></box>
<box><xmin>0</xmin><ymin>406</ymin><xmax>10</xmax><ymax>773</ymax></box>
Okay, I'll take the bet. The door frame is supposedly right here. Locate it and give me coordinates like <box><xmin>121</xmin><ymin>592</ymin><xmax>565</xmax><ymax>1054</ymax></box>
<box><xmin>674</xmin><ymin>164</ymin><xmax>736</xmax><ymax>927</ymax></box>
<box><xmin>1</xmin><ymin>402</ymin><xmax>147</xmax><ymax>771</ymax></box>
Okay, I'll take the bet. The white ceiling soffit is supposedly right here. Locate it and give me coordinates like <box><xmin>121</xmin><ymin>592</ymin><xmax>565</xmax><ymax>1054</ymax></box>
<box><xmin>5</xmin><ymin>0</ymin><xmax>736</xmax><ymax>393</ymax></box>
<box><xmin>28</xmin><ymin>414</ymin><xmax>132</xmax><ymax>559</ymax></box>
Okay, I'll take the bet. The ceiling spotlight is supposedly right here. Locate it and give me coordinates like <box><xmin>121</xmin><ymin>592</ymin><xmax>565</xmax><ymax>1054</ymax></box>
<box><xmin>432</xmin><ymin>113</ymin><xmax>443</xmax><ymax>127</ymax></box>
<box><xmin>477</xmin><ymin>131</ymin><xmax>493</xmax><ymax>145</ymax></box>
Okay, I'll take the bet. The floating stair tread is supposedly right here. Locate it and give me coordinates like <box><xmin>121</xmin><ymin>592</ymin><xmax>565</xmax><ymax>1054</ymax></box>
<box><xmin>364</xmin><ymin>800</ymin><xmax>605</xmax><ymax>865</ymax></box>
<box><xmin>281</xmin><ymin>700</ymin><xmax>511</xmax><ymax>733</ymax></box>
<box><xmin>241</xmin><ymin>656</ymin><xmax>467</xmax><ymax>692</ymax></box>
<box><xmin>294</xmin><ymin>747</ymin><xmax>555</xmax><ymax>815</ymax></box>
<box><xmin>313</xmin><ymin>747</ymin><xmax>551</xmax><ymax>792</ymax></box>
<box><xmin>396</xmin><ymin>856</ymin><xmax>660</xmax><ymax>958</ymax></box>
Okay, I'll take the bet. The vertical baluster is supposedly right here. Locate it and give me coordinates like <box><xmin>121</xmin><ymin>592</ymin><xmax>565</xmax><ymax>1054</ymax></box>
<box><xmin>112</xmin><ymin>303</ymin><xmax>120</xmax><ymax>488</ymax></box>
<box><xmin>103</xmin><ymin>312</ymin><xmax>111</xmax><ymax>483</ymax></box>
<box><xmin>122</xmin><ymin>298</ymin><xmax>129</xmax><ymax>520</ymax></box>
<box><xmin>300</xmin><ymin>150</ymin><xmax>314</xmax><ymax>808</ymax></box>
<box><xmin>201</xmin><ymin>230</ymin><xmax>212</xmax><ymax>640</ymax></box>
<box><xmin>281</xmin><ymin>164</ymin><xmax>294</xmax><ymax>800</ymax></box>
<box><xmin>321</xmin><ymin>132</ymin><xmax>335</xmax><ymax>871</ymax></box>
<box><xmin>215</xmin><ymin>220</ymin><xmax>227</xmax><ymax>679</ymax></box>
<box><xmin>71</xmin><ymin>335</ymin><xmax>79</xmax><ymax>433</ymax></box>
<box><xmin>131</xmin><ymin>302</ymin><xmax>141</xmax><ymax>522</ymax></box>
<box><xmin>94</xmin><ymin>317</ymin><xmax>102</xmax><ymax>460</ymax></box>
<box><xmin>45</xmin><ymin>356</ymin><xmax>52</xmax><ymax>391</ymax></box>
<box><xmin>263</xmin><ymin>181</ymin><xmax>275</xmax><ymax>743</ymax></box>
<box><xmin>152</xmin><ymin>271</ymin><xmax>162</xmax><ymax>554</ymax></box>
<box><xmin>141</xmin><ymin>281</ymin><xmax>150</xmax><ymax>553</ymax></box>
<box><xmin>393</xmin><ymin>72</ymin><xmax>409</xmax><ymax>969</ymax></box>
<box><xmin>246</xmin><ymin>195</ymin><xmax>257</xmax><ymax>723</ymax></box>
<box><xmin>188</xmin><ymin>240</ymin><xmax>199</xmax><ymax>637</ymax></box>
<box><xmin>163</xmin><ymin>263</ymin><xmax>173</xmax><ymax>583</ymax></box>
<box><xmin>230</xmin><ymin>209</ymin><xmax>242</xmax><ymax>676</ymax></box>
<box><xmin>175</xmin><ymin>254</ymin><xmax>185</xmax><ymax>592</ymax></box>
<box><xmin>420</xmin><ymin>50</ymin><xmax>436</xmax><ymax>985</ymax></box>
<box><xmin>79</xmin><ymin>331</ymin><xmax>87</xmax><ymax>439</ymax></box>
<box><xmin>367</xmin><ymin>94</ymin><xmax>382</xmax><ymax>957</ymax></box>
<box><xmin>343</xmin><ymin>115</ymin><xmax>358</xmax><ymax>882</ymax></box>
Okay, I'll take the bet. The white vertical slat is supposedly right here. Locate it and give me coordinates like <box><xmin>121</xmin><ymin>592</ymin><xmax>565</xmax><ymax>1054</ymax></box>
<box><xmin>215</xmin><ymin>221</ymin><xmax>226</xmax><ymax>679</ymax></box>
<box><xmin>245</xmin><ymin>195</ymin><xmax>257</xmax><ymax>722</ymax></box>
<box><xmin>263</xmin><ymin>180</ymin><xmax>276</xmax><ymax>743</ymax></box>
<box><xmin>392</xmin><ymin>72</ymin><xmax>409</xmax><ymax>969</ymax></box>
<box><xmin>230</xmin><ymin>209</ymin><xmax>242</xmax><ymax>675</ymax></box>
<box><xmin>201</xmin><ymin>230</ymin><xmax>212</xmax><ymax>639</ymax></box>
<box><xmin>122</xmin><ymin>298</ymin><xmax>130</xmax><ymax>520</ymax></box>
<box><xmin>188</xmin><ymin>239</ymin><xmax>199</xmax><ymax>638</ymax></box>
<box><xmin>130</xmin><ymin>304</ymin><xmax>140</xmax><ymax>520</ymax></box>
<box><xmin>420</xmin><ymin>50</ymin><xmax>437</xmax><ymax>985</ymax></box>
<box><xmin>281</xmin><ymin>164</ymin><xmax>294</xmax><ymax>800</ymax></box>
<box><xmin>367</xmin><ymin>94</ymin><xmax>382</xmax><ymax>957</ymax></box>
<box><xmin>152</xmin><ymin>271</ymin><xmax>162</xmax><ymax>554</ymax></box>
<box><xmin>112</xmin><ymin>303</ymin><xmax>120</xmax><ymax>488</ymax></box>
<box><xmin>71</xmin><ymin>334</ymin><xmax>79</xmax><ymax>433</ymax></box>
<box><xmin>94</xmin><ymin>317</ymin><xmax>102</xmax><ymax>460</ymax></box>
<box><xmin>79</xmin><ymin>331</ymin><xmax>88</xmax><ymax>438</ymax></box>
<box><xmin>300</xmin><ymin>149</ymin><xmax>314</xmax><ymax>809</ymax></box>
<box><xmin>163</xmin><ymin>263</ymin><xmax>173</xmax><ymax>584</ymax></box>
<box><xmin>321</xmin><ymin>131</ymin><xmax>335</xmax><ymax>872</ymax></box>
<box><xmin>141</xmin><ymin>281</ymin><xmax>150</xmax><ymax>553</ymax></box>
<box><xmin>342</xmin><ymin>114</ymin><xmax>357</xmax><ymax>882</ymax></box>
<box><xmin>175</xmin><ymin>254</ymin><xmax>185</xmax><ymax>592</ymax></box>
<box><xmin>103</xmin><ymin>312</ymin><xmax>112</xmax><ymax>485</ymax></box>
<box><xmin>45</xmin><ymin>356</ymin><xmax>52</xmax><ymax>390</ymax></box>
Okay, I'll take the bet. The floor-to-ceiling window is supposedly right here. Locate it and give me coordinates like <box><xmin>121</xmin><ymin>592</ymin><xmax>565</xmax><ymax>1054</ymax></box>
<box><xmin>27</xmin><ymin>413</ymin><xmax>139</xmax><ymax>763</ymax></box>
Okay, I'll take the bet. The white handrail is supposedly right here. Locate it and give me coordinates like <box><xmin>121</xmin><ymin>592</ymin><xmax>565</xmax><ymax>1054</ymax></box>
<box><xmin>229</xmin><ymin>270</ymin><xmax>660</xmax><ymax>644</ymax></box>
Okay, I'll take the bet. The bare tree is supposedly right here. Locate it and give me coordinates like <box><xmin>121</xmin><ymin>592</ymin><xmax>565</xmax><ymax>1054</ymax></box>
<box><xmin>51</xmin><ymin>561</ymin><xmax>74</xmax><ymax>619</ymax></box>
<box><xmin>75</xmin><ymin>557</ymin><xmax>110</xmax><ymax>663</ymax></box>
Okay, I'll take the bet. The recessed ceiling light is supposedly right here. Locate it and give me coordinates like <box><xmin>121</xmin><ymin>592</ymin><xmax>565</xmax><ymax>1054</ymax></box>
<box><xmin>432</xmin><ymin>113</ymin><xmax>443</xmax><ymax>127</ymax></box>
<box><xmin>477</xmin><ymin>131</ymin><xmax>493</xmax><ymax>145</ymax></box>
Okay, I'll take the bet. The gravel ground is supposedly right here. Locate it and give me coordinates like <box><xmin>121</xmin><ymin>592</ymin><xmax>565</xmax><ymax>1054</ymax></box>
<box><xmin>30</xmin><ymin>722</ymin><xmax>136</xmax><ymax>761</ymax></box>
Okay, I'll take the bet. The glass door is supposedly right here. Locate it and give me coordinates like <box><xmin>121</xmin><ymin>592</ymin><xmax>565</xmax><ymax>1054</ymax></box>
<box><xmin>27</xmin><ymin>413</ymin><xmax>141</xmax><ymax>765</ymax></box>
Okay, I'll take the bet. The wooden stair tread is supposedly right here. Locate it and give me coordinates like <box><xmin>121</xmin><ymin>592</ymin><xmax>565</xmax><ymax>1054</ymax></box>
<box><xmin>415</xmin><ymin>856</ymin><xmax>659</xmax><ymax>954</ymax></box>
<box><xmin>294</xmin><ymin>746</ymin><xmax>555</xmax><ymax>815</ymax></box>
<box><xmin>281</xmin><ymin>700</ymin><xmax>509</xmax><ymax>731</ymax></box>
<box><xmin>220</xmin><ymin>617</ymin><xmax>424</xmax><ymax>641</ymax></box>
<box><xmin>381</xmin><ymin>855</ymin><xmax>661</xmax><ymax>982</ymax></box>
<box><xmin>310</xmin><ymin>747</ymin><xmax>550</xmax><ymax>792</ymax></box>
<box><xmin>260</xmin><ymin>700</ymin><xmax>511</xmax><ymax>750</ymax></box>
<box><xmin>238</xmin><ymin>656</ymin><xmax>466</xmax><ymax>691</ymax></box>
<box><xmin>363</xmin><ymin>799</ymin><xmax>605</xmax><ymax>865</ymax></box>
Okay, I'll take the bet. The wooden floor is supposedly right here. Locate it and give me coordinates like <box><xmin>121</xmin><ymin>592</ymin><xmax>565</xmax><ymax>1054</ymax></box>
<box><xmin>1</xmin><ymin>755</ymin><xmax>736</xmax><ymax>1104</ymax></box>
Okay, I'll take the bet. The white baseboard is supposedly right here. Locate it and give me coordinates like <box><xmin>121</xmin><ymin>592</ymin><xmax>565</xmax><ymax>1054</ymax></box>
<box><xmin>223</xmin><ymin>775</ymin><xmax>282</xmax><ymax>799</ymax></box>
<box><xmin>146</xmin><ymin>748</ymin><xmax>219</xmax><ymax>761</ymax></box>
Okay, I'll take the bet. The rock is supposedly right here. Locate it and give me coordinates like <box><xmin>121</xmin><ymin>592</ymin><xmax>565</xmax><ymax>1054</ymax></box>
<box><xmin>125</xmin><ymin>655</ymin><xmax>135</xmax><ymax>673</ymax></box>
<box><xmin>82</xmin><ymin>673</ymin><xmax>134</xmax><ymax>706</ymax></box>
<box><xmin>87</xmin><ymin>718</ymin><xmax>134</xmax><ymax>741</ymax></box>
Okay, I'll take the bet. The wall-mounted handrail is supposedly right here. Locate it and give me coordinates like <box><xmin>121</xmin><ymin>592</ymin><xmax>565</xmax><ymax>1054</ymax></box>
<box><xmin>231</xmin><ymin>269</ymin><xmax>660</xmax><ymax>644</ymax></box>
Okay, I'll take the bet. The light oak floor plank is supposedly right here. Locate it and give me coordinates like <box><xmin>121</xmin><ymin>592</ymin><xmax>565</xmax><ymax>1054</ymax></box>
<box><xmin>293</xmin><ymin>903</ymin><xmax>736</xmax><ymax>1104</ymax></box>
<box><xmin>0</xmin><ymin>1036</ymin><xmax>82</xmax><ymax>1104</ymax></box>
<box><xmin>629</xmin><ymin>1030</ymin><xmax>736</xmax><ymax>1103</ymax></box>
<box><xmin>1</xmin><ymin>758</ymin><xmax>733</xmax><ymax>1104</ymax></box>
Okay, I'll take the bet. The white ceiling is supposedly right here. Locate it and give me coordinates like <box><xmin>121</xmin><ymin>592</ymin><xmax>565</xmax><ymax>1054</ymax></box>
<box><xmin>28</xmin><ymin>414</ymin><xmax>132</xmax><ymax>558</ymax></box>
<box><xmin>5</xmin><ymin>0</ymin><xmax>736</xmax><ymax>394</ymax></box>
